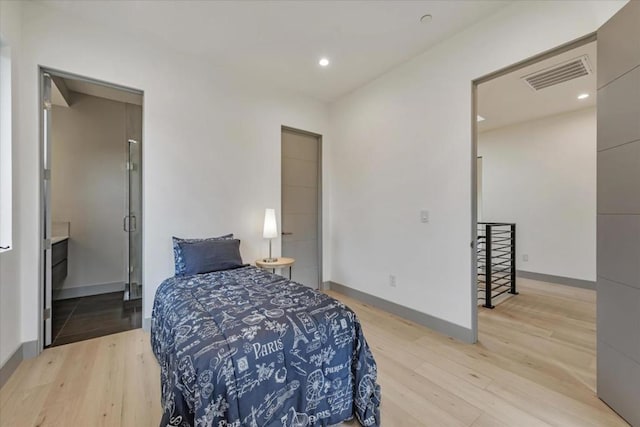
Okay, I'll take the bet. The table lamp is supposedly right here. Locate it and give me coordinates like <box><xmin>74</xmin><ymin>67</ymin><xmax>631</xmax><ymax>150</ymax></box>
<box><xmin>263</xmin><ymin>208</ymin><xmax>278</xmax><ymax>262</ymax></box>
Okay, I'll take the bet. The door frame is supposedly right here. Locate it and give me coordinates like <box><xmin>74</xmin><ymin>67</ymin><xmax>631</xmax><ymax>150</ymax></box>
<box><xmin>469</xmin><ymin>32</ymin><xmax>596</xmax><ymax>342</ymax></box>
<box><xmin>37</xmin><ymin>66</ymin><xmax>144</xmax><ymax>353</ymax></box>
<box><xmin>476</xmin><ymin>156</ymin><xmax>483</xmax><ymax>223</ymax></box>
<box><xmin>281</xmin><ymin>125</ymin><xmax>323</xmax><ymax>290</ymax></box>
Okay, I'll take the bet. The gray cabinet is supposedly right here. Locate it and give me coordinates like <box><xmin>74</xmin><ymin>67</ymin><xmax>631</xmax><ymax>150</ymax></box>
<box><xmin>52</xmin><ymin>240</ymin><xmax>68</xmax><ymax>288</ymax></box>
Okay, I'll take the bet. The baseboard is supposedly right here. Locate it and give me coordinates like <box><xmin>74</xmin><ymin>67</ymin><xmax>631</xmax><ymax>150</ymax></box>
<box><xmin>22</xmin><ymin>341</ymin><xmax>38</xmax><ymax>359</ymax></box>
<box><xmin>0</xmin><ymin>340</ymin><xmax>39</xmax><ymax>389</ymax></box>
<box><xmin>0</xmin><ymin>345</ymin><xmax>22</xmax><ymax>389</ymax></box>
<box><xmin>143</xmin><ymin>317</ymin><xmax>151</xmax><ymax>332</ymax></box>
<box><xmin>325</xmin><ymin>281</ymin><xmax>475</xmax><ymax>344</ymax></box>
<box><xmin>53</xmin><ymin>281</ymin><xmax>125</xmax><ymax>300</ymax></box>
<box><xmin>517</xmin><ymin>270</ymin><xmax>596</xmax><ymax>290</ymax></box>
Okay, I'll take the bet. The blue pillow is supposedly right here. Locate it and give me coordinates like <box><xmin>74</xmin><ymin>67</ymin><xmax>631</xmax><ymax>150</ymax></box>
<box><xmin>179</xmin><ymin>239</ymin><xmax>245</xmax><ymax>275</ymax></box>
<box><xmin>173</xmin><ymin>234</ymin><xmax>233</xmax><ymax>276</ymax></box>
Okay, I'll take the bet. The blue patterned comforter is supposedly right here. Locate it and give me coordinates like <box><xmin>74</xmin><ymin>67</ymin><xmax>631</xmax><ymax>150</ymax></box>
<box><xmin>151</xmin><ymin>266</ymin><xmax>381</xmax><ymax>427</ymax></box>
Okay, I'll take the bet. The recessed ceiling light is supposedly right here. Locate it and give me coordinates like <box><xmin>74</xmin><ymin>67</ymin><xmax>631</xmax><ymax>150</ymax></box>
<box><xmin>577</xmin><ymin>93</ymin><xmax>589</xmax><ymax>100</ymax></box>
<box><xmin>420</xmin><ymin>14</ymin><xmax>433</xmax><ymax>23</ymax></box>
<box><xmin>477</xmin><ymin>115</ymin><xmax>486</xmax><ymax>122</ymax></box>
<box><xmin>319</xmin><ymin>58</ymin><xmax>330</xmax><ymax>67</ymax></box>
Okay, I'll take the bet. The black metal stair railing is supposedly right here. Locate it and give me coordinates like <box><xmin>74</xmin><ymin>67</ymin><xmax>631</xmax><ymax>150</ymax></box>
<box><xmin>477</xmin><ymin>222</ymin><xmax>517</xmax><ymax>308</ymax></box>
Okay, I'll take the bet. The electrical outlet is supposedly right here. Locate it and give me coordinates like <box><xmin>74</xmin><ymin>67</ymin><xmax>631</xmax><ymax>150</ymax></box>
<box><xmin>389</xmin><ymin>275</ymin><xmax>397</xmax><ymax>287</ymax></box>
<box><xmin>420</xmin><ymin>210</ymin><xmax>429</xmax><ymax>223</ymax></box>
<box><xmin>523</xmin><ymin>254</ymin><xmax>529</xmax><ymax>262</ymax></box>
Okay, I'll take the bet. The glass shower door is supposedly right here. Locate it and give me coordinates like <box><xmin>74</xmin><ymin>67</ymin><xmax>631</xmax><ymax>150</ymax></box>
<box><xmin>125</xmin><ymin>138</ymin><xmax>142</xmax><ymax>300</ymax></box>
<box><xmin>125</xmin><ymin>104</ymin><xmax>142</xmax><ymax>301</ymax></box>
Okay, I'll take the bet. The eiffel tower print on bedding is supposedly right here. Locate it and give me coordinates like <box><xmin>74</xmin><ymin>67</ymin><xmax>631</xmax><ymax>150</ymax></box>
<box><xmin>151</xmin><ymin>265</ymin><xmax>381</xmax><ymax>427</ymax></box>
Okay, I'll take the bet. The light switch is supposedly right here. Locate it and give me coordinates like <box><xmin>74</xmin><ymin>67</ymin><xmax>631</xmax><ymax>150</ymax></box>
<box><xmin>420</xmin><ymin>210</ymin><xmax>429</xmax><ymax>223</ymax></box>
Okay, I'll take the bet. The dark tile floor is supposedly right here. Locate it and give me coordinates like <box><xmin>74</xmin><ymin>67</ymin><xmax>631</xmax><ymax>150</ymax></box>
<box><xmin>51</xmin><ymin>291</ymin><xmax>142</xmax><ymax>347</ymax></box>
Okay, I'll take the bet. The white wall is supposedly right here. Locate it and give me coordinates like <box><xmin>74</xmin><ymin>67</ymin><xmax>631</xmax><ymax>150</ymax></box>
<box><xmin>51</xmin><ymin>94</ymin><xmax>129</xmax><ymax>293</ymax></box>
<box><xmin>0</xmin><ymin>0</ymin><xmax>23</xmax><ymax>367</ymax></box>
<box><xmin>3</xmin><ymin>0</ymin><xmax>627</xmax><ymax>361</ymax></box>
<box><xmin>15</xmin><ymin>2</ymin><xmax>331</xmax><ymax>348</ymax></box>
<box><xmin>329</xmin><ymin>0</ymin><xmax>624</xmax><ymax>334</ymax></box>
<box><xmin>479</xmin><ymin>108</ymin><xmax>597</xmax><ymax>282</ymax></box>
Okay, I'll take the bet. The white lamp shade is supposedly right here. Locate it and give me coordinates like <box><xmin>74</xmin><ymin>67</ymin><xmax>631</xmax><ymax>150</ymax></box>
<box><xmin>263</xmin><ymin>208</ymin><xmax>278</xmax><ymax>239</ymax></box>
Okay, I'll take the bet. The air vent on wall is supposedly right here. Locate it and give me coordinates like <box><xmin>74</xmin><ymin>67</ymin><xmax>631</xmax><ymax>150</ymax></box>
<box><xmin>522</xmin><ymin>55</ymin><xmax>592</xmax><ymax>91</ymax></box>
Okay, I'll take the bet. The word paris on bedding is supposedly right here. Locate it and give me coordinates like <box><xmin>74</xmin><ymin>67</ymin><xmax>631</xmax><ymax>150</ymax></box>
<box><xmin>152</xmin><ymin>265</ymin><xmax>381</xmax><ymax>427</ymax></box>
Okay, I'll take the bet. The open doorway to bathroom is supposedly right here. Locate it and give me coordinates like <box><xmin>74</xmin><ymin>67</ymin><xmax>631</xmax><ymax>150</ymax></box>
<box><xmin>40</xmin><ymin>69</ymin><xmax>143</xmax><ymax>347</ymax></box>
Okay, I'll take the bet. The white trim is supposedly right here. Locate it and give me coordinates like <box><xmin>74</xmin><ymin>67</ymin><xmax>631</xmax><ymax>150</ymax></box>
<box><xmin>143</xmin><ymin>317</ymin><xmax>151</xmax><ymax>332</ymax></box>
<box><xmin>0</xmin><ymin>44</ymin><xmax>13</xmax><ymax>252</ymax></box>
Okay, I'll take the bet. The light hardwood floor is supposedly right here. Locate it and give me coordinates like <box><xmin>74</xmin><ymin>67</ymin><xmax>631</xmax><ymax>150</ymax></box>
<box><xmin>0</xmin><ymin>279</ymin><xmax>628</xmax><ymax>426</ymax></box>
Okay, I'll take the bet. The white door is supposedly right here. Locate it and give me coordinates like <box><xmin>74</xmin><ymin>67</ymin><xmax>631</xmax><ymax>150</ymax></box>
<box><xmin>281</xmin><ymin>128</ymin><xmax>320</xmax><ymax>289</ymax></box>
<box><xmin>42</xmin><ymin>72</ymin><xmax>53</xmax><ymax>346</ymax></box>
<box><xmin>596</xmin><ymin>1</ymin><xmax>640</xmax><ymax>425</ymax></box>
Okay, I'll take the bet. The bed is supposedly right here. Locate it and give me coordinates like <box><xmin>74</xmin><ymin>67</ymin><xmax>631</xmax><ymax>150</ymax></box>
<box><xmin>151</xmin><ymin>265</ymin><xmax>381</xmax><ymax>427</ymax></box>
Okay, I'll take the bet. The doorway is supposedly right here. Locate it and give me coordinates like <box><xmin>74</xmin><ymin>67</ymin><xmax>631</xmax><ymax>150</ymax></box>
<box><xmin>476</xmin><ymin>40</ymin><xmax>597</xmax><ymax>309</ymax></box>
<box><xmin>281</xmin><ymin>126</ymin><xmax>322</xmax><ymax>290</ymax></box>
<box><xmin>471</xmin><ymin>2</ymin><xmax>639</xmax><ymax>424</ymax></box>
<box><xmin>471</xmin><ymin>33</ymin><xmax>597</xmax><ymax>335</ymax></box>
<box><xmin>472</xmin><ymin>33</ymin><xmax>604</xmax><ymax>419</ymax></box>
<box><xmin>40</xmin><ymin>69</ymin><xmax>143</xmax><ymax>347</ymax></box>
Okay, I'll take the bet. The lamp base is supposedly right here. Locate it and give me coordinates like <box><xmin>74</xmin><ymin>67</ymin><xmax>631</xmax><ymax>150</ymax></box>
<box><xmin>264</xmin><ymin>239</ymin><xmax>277</xmax><ymax>263</ymax></box>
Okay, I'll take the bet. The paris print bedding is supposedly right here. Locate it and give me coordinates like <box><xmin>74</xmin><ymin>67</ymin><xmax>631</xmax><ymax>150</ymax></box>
<box><xmin>151</xmin><ymin>265</ymin><xmax>381</xmax><ymax>427</ymax></box>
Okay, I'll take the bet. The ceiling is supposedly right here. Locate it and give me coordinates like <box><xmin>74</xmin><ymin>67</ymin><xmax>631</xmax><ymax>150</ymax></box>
<box><xmin>478</xmin><ymin>41</ymin><xmax>597</xmax><ymax>132</ymax></box>
<box><xmin>37</xmin><ymin>0</ymin><xmax>512</xmax><ymax>102</ymax></box>
<box><xmin>51</xmin><ymin>76</ymin><xmax>143</xmax><ymax>107</ymax></box>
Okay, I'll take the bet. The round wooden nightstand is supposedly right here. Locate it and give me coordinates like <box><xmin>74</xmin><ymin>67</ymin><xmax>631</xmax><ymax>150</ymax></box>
<box><xmin>256</xmin><ymin>257</ymin><xmax>295</xmax><ymax>279</ymax></box>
